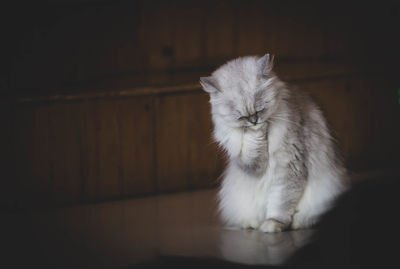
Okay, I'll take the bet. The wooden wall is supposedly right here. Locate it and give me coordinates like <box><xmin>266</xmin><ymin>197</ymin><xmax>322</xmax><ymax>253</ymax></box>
<box><xmin>3</xmin><ymin>0</ymin><xmax>399</xmax><ymax>94</ymax></box>
<box><xmin>7</xmin><ymin>91</ymin><xmax>224</xmax><ymax>208</ymax></box>
<box><xmin>4</xmin><ymin>71</ymin><xmax>399</xmax><ymax>209</ymax></box>
<box><xmin>1</xmin><ymin>0</ymin><xmax>399</xmax><ymax>209</ymax></box>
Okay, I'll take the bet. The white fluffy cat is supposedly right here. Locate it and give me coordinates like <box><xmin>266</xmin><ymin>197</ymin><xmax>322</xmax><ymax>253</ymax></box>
<box><xmin>200</xmin><ymin>54</ymin><xmax>349</xmax><ymax>232</ymax></box>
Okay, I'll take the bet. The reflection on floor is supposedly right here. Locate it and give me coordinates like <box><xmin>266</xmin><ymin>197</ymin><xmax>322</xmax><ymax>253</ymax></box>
<box><xmin>3</xmin><ymin>189</ymin><xmax>313</xmax><ymax>269</ymax></box>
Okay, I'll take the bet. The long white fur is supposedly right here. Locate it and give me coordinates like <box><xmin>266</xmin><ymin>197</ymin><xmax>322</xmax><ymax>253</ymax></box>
<box><xmin>201</xmin><ymin>55</ymin><xmax>349</xmax><ymax>232</ymax></box>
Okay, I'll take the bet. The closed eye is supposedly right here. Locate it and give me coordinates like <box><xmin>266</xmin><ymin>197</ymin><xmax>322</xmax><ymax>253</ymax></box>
<box><xmin>255</xmin><ymin>102</ymin><xmax>268</xmax><ymax>113</ymax></box>
<box><xmin>256</xmin><ymin>108</ymin><xmax>266</xmax><ymax>113</ymax></box>
<box><xmin>237</xmin><ymin>108</ymin><xmax>265</xmax><ymax>121</ymax></box>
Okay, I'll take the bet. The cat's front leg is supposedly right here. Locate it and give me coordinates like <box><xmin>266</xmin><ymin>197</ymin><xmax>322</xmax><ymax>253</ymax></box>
<box><xmin>236</xmin><ymin>124</ymin><xmax>268</xmax><ymax>176</ymax></box>
<box><xmin>213</xmin><ymin>122</ymin><xmax>244</xmax><ymax>158</ymax></box>
<box><xmin>260</xmin><ymin>152</ymin><xmax>307</xmax><ymax>233</ymax></box>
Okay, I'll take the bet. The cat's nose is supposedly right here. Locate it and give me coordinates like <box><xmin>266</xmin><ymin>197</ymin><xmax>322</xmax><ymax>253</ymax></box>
<box><xmin>248</xmin><ymin>114</ymin><xmax>258</xmax><ymax>125</ymax></box>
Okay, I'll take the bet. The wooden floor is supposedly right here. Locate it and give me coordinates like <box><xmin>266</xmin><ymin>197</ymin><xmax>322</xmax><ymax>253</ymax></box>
<box><xmin>3</xmin><ymin>188</ymin><xmax>313</xmax><ymax>269</ymax></box>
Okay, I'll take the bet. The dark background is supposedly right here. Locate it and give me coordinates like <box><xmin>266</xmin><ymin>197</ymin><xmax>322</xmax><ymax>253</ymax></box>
<box><xmin>1</xmin><ymin>0</ymin><xmax>399</xmax><ymax>210</ymax></box>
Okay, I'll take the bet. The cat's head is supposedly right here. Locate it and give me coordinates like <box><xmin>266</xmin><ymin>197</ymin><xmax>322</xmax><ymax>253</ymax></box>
<box><xmin>200</xmin><ymin>54</ymin><xmax>282</xmax><ymax>128</ymax></box>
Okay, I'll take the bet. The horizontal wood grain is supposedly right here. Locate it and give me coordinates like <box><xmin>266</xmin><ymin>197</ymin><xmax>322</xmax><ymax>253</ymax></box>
<box><xmin>16</xmin><ymin>61</ymin><xmax>370</xmax><ymax>104</ymax></box>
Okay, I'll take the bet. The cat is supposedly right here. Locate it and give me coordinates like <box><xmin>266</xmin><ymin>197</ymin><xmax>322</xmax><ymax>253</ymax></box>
<box><xmin>199</xmin><ymin>54</ymin><xmax>349</xmax><ymax>232</ymax></box>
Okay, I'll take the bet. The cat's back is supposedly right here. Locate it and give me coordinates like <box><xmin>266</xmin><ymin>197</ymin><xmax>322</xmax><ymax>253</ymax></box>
<box><xmin>288</xmin><ymin>87</ymin><xmax>335</xmax><ymax>149</ymax></box>
<box><xmin>291</xmin><ymin>88</ymin><xmax>326</xmax><ymax>126</ymax></box>
<box><xmin>288</xmin><ymin>86</ymin><xmax>348</xmax><ymax>181</ymax></box>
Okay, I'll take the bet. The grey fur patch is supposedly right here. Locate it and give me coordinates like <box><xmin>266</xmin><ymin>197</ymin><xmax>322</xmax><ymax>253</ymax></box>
<box><xmin>236</xmin><ymin>154</ymin><xmax>268</xmax><ymax>177</ymax></box>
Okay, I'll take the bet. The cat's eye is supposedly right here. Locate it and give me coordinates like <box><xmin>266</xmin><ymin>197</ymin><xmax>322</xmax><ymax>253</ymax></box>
<box><xmin>255</xmin><ymin>102</ymin><xmax>268</xmax><ymax>113</ymax></box>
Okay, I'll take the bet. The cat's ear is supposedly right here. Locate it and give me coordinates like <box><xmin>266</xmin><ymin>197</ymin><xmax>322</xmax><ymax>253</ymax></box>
<box><xmin>200</xmin><ymin>76</ymin><xmax>220</xmax><ymax>94</ymax></box>
<box><xmin>258</xmin><ymin>53</ymin><xmax>274</xmax><ymax>76</ymax></box>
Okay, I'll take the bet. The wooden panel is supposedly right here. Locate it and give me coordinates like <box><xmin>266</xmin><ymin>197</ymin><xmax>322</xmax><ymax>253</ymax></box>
<box><xmin>79</xmin><ymin>100</ymin><xmax>99</xmax><ymax>203</ymax></box>
<box><xmin>325</xmin><ymin>14</ymin><xmax>355</xmax><ymax>58</ymax></box>
<box><xmin>236</xmin><ymin>2</ymin><xmax>326</xmax><ymax>59</ymax></box>
<box><xmin>295</xmin><ymin>79</ymin><xmax>357</xmax><ymax>163</ymax></box>
<box><xmin>117</xmin><ymin>97</ymin><xmax>156</xmax><ymax>196</ymax></box>
<box><xmin>205</xmin><ymin>1</ymin><xmax>236</xmax><ymax>62</ymax></box>
<box><xmin>140</xmin><ymin>2</ymin><xmax>176</xmax><ymax>70</ymax></box>
<box><xmin>295</xmin><ymin>75</ymin><xmax>400</xmax><ymax>171</ymax></box>
<box><xmin>62</xmin><ymin>96</ymin><xmax>157</xmax><ymax>202</ymax></box>
<box><xmin>7</xmin><ymin>0</ymin><xmax>397</xmax><ymax>98</ymax></box>
<box><xmin>156</xmin><ymin>92</ymin><xmax>222</xmax><ymax>192</ymax></box>
<box><xmin>268</xmin><ymin>8</ymin><xmax>325</xmax><ymax>59</ymax></box>
<box><xmin>48</xmin><ymin>102</ymin><xmax>82</xmax><ymax>205</ymax></box>
<box><xmin>344</xmin><ymin>78</ymin><xmax>377</xmax><ymax>166</ymax></box>
<box><xmin>30</xmin><ymin>105</ymin><xmax>52</xmax><ymax>204</ymax></box>
<box><xmin>7</xmin><ymin>73</ymin><xmax>399</xmax><ymax>209</ymax></box>
<box><xmin>156</xmin><ymin>94</ymin><xmax>190</xmax><ymax>191</ymax></box>
<box><xmin>11</xmin><ymin>96</ymin><xmax>157</xmax><ymax>207</ymax></box>
<box><xmin>172</xmin><ymin>3</ymin><xmax>205</xmax><ymax>68</ymax></box>
<box><xmin>14</xmin><ymin>104</ymin><xmax>53</xmax><ymax>207</ymax></box>
<box><xmin>185</xmin><ymin>93</ymin><xmax>224</xmax><ymax>188</ymax></box>
<box><xmin>95</xmin><ymin>100</ymin><xmax>122</xmax><ymax>200</ymax></box>
<box><xmin>350</xmin><ymin>76</ymin><xmax>400</xmax><ymax>168</ymax></box>
<box><xmin>236</xmin><ymin>1</ymin><xmax>270</xmax><ymax>56</ymax></box>
<box><xmin>78</xmin><ymin>99</ymin><xmax>122</xmax><ymax>202</ymax></box>
<box><xmin>72</xmin><ymin>1</ymin><xmax>144</xmax><ymax>78</ymax></box>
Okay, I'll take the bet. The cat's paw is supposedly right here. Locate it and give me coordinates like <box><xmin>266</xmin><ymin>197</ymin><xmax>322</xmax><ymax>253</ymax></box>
<box><xmin>259</xmin><ymin>219</ymin><xmax>286</xmax><ymax>233</ymax></box>
<box><xmin>241</xmin><ymin>219</ymin><xmax>260</xmax><ymax>230</ymax></box>
<box><xmin>247</xmin><ymin>123</ymin><xmax>268</xmax><ymax>135</ymax></box>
